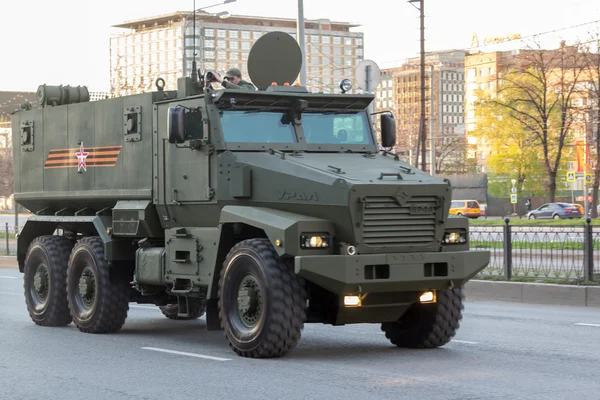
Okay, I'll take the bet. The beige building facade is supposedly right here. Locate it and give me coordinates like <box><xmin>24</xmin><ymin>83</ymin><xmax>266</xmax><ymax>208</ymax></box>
<box><xmin>109</xmin><ymin>12</ymin><xmax>364</xmax><ymax>96</ymax></box>
<box><xmin>375</xmin><ymin>50</ymin><xmax>468</xmax><ymax>174</ymax></box>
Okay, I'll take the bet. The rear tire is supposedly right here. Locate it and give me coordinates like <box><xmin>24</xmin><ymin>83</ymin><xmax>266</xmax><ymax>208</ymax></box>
<box><xmin>218</xmin><ymin>238</ymin><xmax>307</xmax><ymax>358</ymax></box>
<box><xmin>159</xmin><ymin>299</ymin><xmax>206</xmax><ymax>320</ymax></box>
<box><xmin>381</xmin><ymin>288</ymin><xmax>464</xmax><ymax>348</ymax></box>
<box><xmin>66</xmin><ymin>236</ymin><xmax>130</xmax><ymax>334</ymax></box>
<box><xmin>23</xmin><ymin>235</ymin><xmax>74</xmax><ymax>327</ymax></box>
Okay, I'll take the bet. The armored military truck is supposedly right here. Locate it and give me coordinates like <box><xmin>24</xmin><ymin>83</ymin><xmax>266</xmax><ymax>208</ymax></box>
<box><xmin>11</xmin><ymin>32</ymin><xmax>489</xmax><ymax>358</ymax></box>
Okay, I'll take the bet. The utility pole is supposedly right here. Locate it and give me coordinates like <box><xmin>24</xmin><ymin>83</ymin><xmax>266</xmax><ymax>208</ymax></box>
<box><xmin>297</xmin><ymin>0</ymin><xmax>307</xmax><ymax>86</ymax></box>
<box><xmin>408</xmin><ymin>0</ymin><xmax>426</xmax><ymax>171</ymax></box>
<box><xmin>429</xmin><ymin>64</ymin><xmax>435</xmax><ymax>176</ymax></box>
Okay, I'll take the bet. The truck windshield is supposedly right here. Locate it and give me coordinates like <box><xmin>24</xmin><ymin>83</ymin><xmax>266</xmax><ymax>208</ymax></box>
<box><xmin>220</xmin><ymin>110</ymin><xmax>297</xmax><ymax>143</ymax></box>
<box><xmin>302</xmin><ymin>112</ymin><xmax>373</xmax><ymax>145</ymax></box>
<box><xmin>219</xmin><ymin>109</ymin><xmax>373</xmax><ymax>145</ymax></box>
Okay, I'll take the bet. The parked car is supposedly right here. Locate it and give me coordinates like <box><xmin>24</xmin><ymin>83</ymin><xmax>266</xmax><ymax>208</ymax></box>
<box><xmin>449</xmin><ymin>200</ymin><xmax>481</xmax><ymax>219</ymax></box>
<box><xmin>526</xmin><ymin>202</ymin><xmax>582</xmax><ymax>219</ymax></box>
<box><xmin>571</xmin><ymin>203</ymin><xmax>584</xmax><ymax>215</ymax></box>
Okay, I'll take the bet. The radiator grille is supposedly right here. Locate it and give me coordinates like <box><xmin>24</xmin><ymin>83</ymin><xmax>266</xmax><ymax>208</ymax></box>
<box><xmin>361</xmin><ymin>196</ymin><xmax>437</xmax><ymax>247</ymax></box>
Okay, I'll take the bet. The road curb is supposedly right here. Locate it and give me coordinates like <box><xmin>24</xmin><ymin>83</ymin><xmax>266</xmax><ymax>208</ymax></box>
<box><xmin>0</xmin><ymin>255</ymin><xmax>17</xmax><ymax>269</ymax></box>
<box><xmin>465</xmin><ymin>280</ymin><xmax>599</xmax><ymax>307</ymax></box>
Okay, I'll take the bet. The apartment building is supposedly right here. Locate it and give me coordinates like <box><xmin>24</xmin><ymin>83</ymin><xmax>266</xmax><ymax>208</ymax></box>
<box><xmin>375</xmin><ymin>50</ymin><xmax>467</xmax><ymax>173</ymax></box>
<box><xmin>109</xmin><ymin>11</ymin><xmax>364</xmax><ymax>96</ymax></box>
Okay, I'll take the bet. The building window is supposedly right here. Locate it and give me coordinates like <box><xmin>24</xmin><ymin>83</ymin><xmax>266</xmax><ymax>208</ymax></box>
<box><xmin>205</xmin><ymin>39</ymin><xmax>214</xmax><ymax>48</ymax></box>
<box><xmin>229</xmin><ymin>41</ymin><xmax>238</xmax><ymax>50</ymax></box>
<box><xmin>217</xmin><ymin>39</ymin><xmax>226</xmax><ymax>49</ymax></box>
<box><xmin>241</xmin><ymin>30</ymin><xmax>250</xmax><ymax>39</ymax></box>
<box><xmin>467</xmin><ymin>68</ymin><xmax>475</xmax><ymax>78</ymax></box>
<box><xmin>217</xmin><ymin>50</ymin><xmax>226</xmax><ymax>60</ymax></box>
<box><xmin>252</xmin><ymin>31</ymin><xmax>261</xmax><ymax>39</ymax></box>
<box><xmin>356</xmin><ymin>48</ymin><xmax>363</xmax><ymax>56</ymax></box>
<box><xmin>241</xmin><ymin>42</ymin><xmax>250</xmax><ymax>50</ymax></box>
<box><xmin>217</xmin><ymin>29</ymin><xmax>226</xmax><ymax>38</ymax></box>
<box><xmin>311</xmin><ymin>35</ymin><xmax>319</xmax><ymax>43</ymax></box>
<box><xmin>204</xmin><ymin>28</ymin><xmax>214</xmax><ymax>37</ymax></box>
<box><xmin>344</xmin><ymin>48</ymin><xmax>352</xmax><ymax>56</ymax></box>
<box><xmin>356</xmin><ymin>38</ymin><xmax>363</xmax><ymax>46</ymax></box>
<box><xmin>229</xmin><ymin>30</ymin><xmax>238</xmax><ymax>39</ymax></box>
<box><xmin>334</xmin><ymin>47</ymin><xmax>342</xmax><ymax>55</ymax></box>
<box><xmin>344</xmin><ymin>37</ymin><xmax>352</xmax><ymax>45</ymax></box>
<box><xmin>204</xmin><ymin>51</ymin><xmax>215</xmax><ymax>59</ymax></box>
<box><xmin>311</xmin><ymin>55</ymin><xmax>320</xmax><ymax>64</ymax></box>
<box><xmin>230</xmin><ymin>52</ymin><xmax>239</xmax><ymax>60</ymax></box>
<box><xmin>322</xmin><ymin>36</ymin><xmax>330</xmax><ymax>44</ymax></box>
<box><xmin>333</xmin><ymin>36</ymin><xmax>341</xmax><ymax>45</ymax></box>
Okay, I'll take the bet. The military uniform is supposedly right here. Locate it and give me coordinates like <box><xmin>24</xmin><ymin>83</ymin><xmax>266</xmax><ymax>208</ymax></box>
<box><xmin>221</xmin><ymin>67</ymin><xmax>257</xmax><ymax>91</ymax></box>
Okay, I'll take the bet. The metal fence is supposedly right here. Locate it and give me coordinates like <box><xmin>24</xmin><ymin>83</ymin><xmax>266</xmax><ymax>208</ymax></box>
<box><xmin>471</xmin><ymin>220</ymin><xmax>600</xmax><ymax>282</ymax></box>
<box><xmin>2</xmin><ymin>223</ymin><xmax>20</xmax><ymax>256</ymax></box>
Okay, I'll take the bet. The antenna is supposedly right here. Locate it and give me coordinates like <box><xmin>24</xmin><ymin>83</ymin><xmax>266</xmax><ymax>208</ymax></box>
<box><xmin>191</xmin><ymin>0</ymin><xmax>198</xmax><ymax>82</ymax></box>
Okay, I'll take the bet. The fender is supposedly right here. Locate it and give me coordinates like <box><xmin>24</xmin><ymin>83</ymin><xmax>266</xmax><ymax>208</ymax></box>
<box><xmin>219</xmin><ymin>206</ymin><xmax>335</xmax><ymax>257</ymax></box>
<box><xmin>16</xmin><ymin>215</ymin><xmax>135</xmax><ymax>272</ymax></box>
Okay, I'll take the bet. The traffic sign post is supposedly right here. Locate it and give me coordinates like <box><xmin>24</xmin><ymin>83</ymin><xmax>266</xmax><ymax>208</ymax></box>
<box><xmin>355</xmin><ymin>60</ymin><xmax>381</xmax><ymax>129</ymax></box>
<box><xmin>510</xmin><ymin>194</ymin><xmax>517</xmax><ymax>204</ymax></box>
<box><xmin>566</xmin><ymin>171</ymin><xmax>576</xmax><ymax>182</ymax></box>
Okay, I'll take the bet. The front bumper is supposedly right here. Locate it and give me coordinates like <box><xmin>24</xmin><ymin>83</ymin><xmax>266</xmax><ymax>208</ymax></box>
<box><xmin>294</xmin><ymin>250</ymin><xmax>490</xmax><ymax>295</ymax></box>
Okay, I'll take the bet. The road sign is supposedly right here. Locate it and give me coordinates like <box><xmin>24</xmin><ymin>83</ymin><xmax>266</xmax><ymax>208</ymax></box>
<box><xmin>510</xmin><ymin>194</ymin><xmax>517</xmax><ymax>204</ymax></box>
<box><xmin>355</xmin><ymin>60</ymin><xmax>381</xmax><ymax>92</ymax></box>
<box><xmin>566</xmin><ymin>171</ymin><xmax>576</xmax><ymax>182</ymax></box>
<box><xmin>585</xmin><ymin>172</ymin><xmax>593</xmax><ymax>185</ymax></box>
<box><xmin>511</xmin><ymin>187</ymin><xmax>517</xmax><ymax>194</ymax></box>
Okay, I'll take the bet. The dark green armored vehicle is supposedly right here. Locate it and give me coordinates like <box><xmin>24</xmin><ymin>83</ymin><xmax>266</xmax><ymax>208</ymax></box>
<box><xmin>12</xmin><ymin>32</ymin><xmax>489</xmax><ymax>358</ymax></box>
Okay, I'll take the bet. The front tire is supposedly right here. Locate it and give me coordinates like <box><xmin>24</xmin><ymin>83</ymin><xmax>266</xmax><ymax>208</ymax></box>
<box><xmin>66</xmin><ymin>236</ymin><xmax>130</xmax><ymax>333</ymax></box>
<box><xmin>381</xmin><ymin>288</ymin><xmax>464</xmax><ymax>348</ymax></box>
<box><xmin>159</xmin><ymin>299</ymin><xmax>206</xmax><ymax>320</ymax></box>
<box><xmin>218</xmin><ymin>238</ymin><xmax>307</xmax><ymax>358</ymax></box>
<box><xmin>23</xmin><ymin>235</ymin><xmax>74</xmax><ymax>327</ymax></box>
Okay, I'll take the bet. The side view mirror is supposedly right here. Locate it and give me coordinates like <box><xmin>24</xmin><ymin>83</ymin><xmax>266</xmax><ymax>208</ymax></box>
<box><xmin>380</xmin><ymin>113</ymin><xmax>396</xmax><ymax>148</ymax></box>
<box><xmin>167</xmin><ymin>107</ymin><xmax>186</xmax><ymax>143</ymax></box>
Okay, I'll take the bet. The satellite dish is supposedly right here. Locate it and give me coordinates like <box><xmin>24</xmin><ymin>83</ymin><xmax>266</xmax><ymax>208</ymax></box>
<box><xmin>355</xmin><ymin>60</ymin><xmax>381</xmax><ymax>92</ymax></box>
<box><xmin>247</xmin><ymin>31</ymin><xmax>302</xmax><ymax>90</ymax></box>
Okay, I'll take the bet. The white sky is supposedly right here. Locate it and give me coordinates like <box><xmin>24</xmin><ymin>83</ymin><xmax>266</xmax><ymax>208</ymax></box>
<box><xmin>0</xmin><ymin>0</ymin><xmax>599</xmax><ymax>92</ymax></box>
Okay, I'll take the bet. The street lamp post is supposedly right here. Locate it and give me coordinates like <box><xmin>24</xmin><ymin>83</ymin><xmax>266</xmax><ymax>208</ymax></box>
<box><xmin>182</xmin><ymin>0</ymin><xmax>235</xmax><ymax>80</ymax></box>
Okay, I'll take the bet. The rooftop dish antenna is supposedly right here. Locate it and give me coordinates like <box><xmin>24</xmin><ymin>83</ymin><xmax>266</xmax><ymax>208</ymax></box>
<box><xmin>247</xmin><ymin>31</ymin><xmax>302</xmax><ymax>90</ymax></box>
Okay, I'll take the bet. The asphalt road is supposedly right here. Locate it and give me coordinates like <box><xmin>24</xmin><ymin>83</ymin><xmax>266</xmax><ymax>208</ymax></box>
<box><xmin>1</xmin><ymin>266</ymin><xmax>600</xmax><ymax>400</ymax></box>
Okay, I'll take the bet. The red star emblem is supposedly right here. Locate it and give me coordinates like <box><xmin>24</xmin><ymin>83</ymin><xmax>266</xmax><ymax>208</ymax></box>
<box><xmin>75</xmin><ymin>142</ymin><xmax>89</xmax><ymax>172</ymax></box>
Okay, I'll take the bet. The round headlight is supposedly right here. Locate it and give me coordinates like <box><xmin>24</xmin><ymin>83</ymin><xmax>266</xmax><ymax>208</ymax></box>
<box><xmin>339</xmin><ymin>78</ymin><xmax>352</xmax><ymax>93</ymax></box>
<box><xmin>309</xmin><ymin>236</ymin><xmax>323</xmax><ymax>247</ymax></box>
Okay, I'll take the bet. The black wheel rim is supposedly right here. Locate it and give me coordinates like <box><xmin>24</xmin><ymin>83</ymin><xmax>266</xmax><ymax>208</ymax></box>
<box><xmin>30</xmin><ymin>263</ymin><xmax>49</xmax><ymax>311</ymax></box>
<box><xmin>236</xmin><ymin>274</ymin><xmax>262</xmax><ymax>328</ymax></box>
<box><xmin>225</xmin><ymin>254</ymin><xmax>266</xmax><ymax>342</ymax></box>
<box><xmin>74</xmin><ymin>264</ymin><xmax>96</xmax><ymax>316</ymax></box>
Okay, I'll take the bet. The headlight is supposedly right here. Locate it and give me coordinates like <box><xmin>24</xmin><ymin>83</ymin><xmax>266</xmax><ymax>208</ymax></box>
<box><xmin>442</xmin><ymin>231</ymin><xmax>467</xmax><ymax>244</ymax></box>
<box><xmin>339</xmin><ymin>78</ymin><xmax>352</xmax><ymax>93</ymax></box>
<box><xmin>300</xmin><ymin>233</ymin><xmax>331</xmax><ymax>249</ymax></box>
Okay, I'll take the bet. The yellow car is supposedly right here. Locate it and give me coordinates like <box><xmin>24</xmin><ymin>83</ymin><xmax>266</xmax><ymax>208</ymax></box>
<box><xmin>449</xmin><ymin>200</ymin><xmax>481</xmax><ymax>219</ymax></box>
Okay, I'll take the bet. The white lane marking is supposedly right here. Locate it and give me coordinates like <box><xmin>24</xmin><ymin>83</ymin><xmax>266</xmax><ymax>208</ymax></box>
<box><xmin>0</xmin><ymin>276</ymin><xmax>19</xmax><ymax>280</ymax></box>
<box><xmin>141</xmin><ymin>347</ymin><xmax>231</xmax><ymax>361</ymax></box>
<box><xmin>575</xmin><ymin>323</ymin><xmax>600</xmax><ymax>327</ymax></box>
<box><xmin>130</xmin><ymin>304</ymin><xmax>157</xmax><ymax>310</ymax></box>
<box><xmin>452</xmin><ymin>340</ymin><xmax>479</xmax><ymax>344</ymax></box>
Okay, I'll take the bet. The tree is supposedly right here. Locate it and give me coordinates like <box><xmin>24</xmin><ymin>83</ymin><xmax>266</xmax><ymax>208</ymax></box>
<box><xmin>471</xmin><ymin>90</ymin><xmax>545</xmax><ymax>201</ymax></box>
<box><xmin>578</xmin><ymin>34</ymin><xmax>600</xmax><ymax>217</ymax></box>
<box><xmin>489</xmin><ymin>42</ymin><xmax>587</xmax><ymax>201</ymax></box>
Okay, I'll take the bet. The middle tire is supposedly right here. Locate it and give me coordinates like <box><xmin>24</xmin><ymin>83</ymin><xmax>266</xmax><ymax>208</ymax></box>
<box><xmin>218</xmin><ymin>238</ymin><xmax>307</xmax><ymax>358</ymax></box>
<box><xmin>66</xmin><ymin>236</ymin><xmax>131</xmax><ymax>334</ymax></box>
